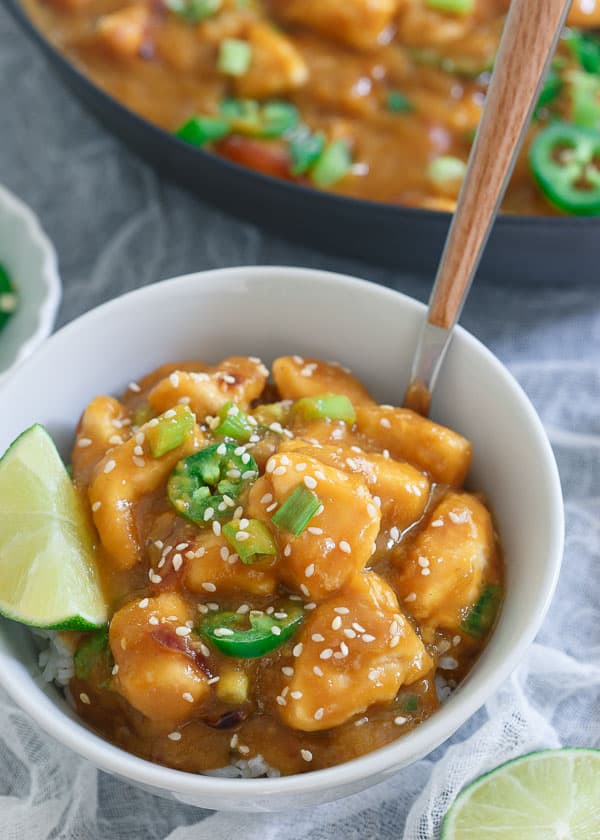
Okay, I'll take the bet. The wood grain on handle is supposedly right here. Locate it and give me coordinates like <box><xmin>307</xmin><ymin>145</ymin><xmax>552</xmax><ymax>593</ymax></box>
<box><xmin>428</xmin><ymin>0</ymin><xmax>572</xmax><ymax>330</ymax></box>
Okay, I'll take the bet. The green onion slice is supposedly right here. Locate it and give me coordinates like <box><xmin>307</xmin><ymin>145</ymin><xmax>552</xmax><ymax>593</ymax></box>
<box><xmin>218</xmin><ymin>39</ymin><xmax>253</xmax><ymax>77</ymax></box>
<box><xmin>146</xmin><ymin>405</ymin><xmax>196</xmax><ymax>458</ymax></box>
<box><xmin>223</xmin><ymin>518</ymin><xmax>277</xmax><ymax>564</ymax></box>
<box><xmin>176</xmin><ymin>116</ymin><xmax>231</xmax><ymax>147</ymax></box>
<box><xmin>272</xmin><ymin>485</ymin><xmax>321</xmax><ymax>536</ymax></box>
<box><xmin>310</xmin><ymin>139</ymin><xmax>352</xmax><ymax>188</ymax></box>
<box><xmin>0</xmin><ymin>263</ymin><xmax>17</xmax><ymax>334</ymax></box>
<box><xmin>427</xmin><ymin>155</ymin><xmax>467</xmax><ymax>186</ymax></box>
<box><xmin>425</xmin><ymin>0</ymin><xmax>474</xmax><ymax>14</ymax></box>
<box><xmin>387</xmin><ymin>91</ymin><xmax>414</xmax><ymax>113</ymax></box>
<box><xmin>289</xmin><ymin>130</ymin><xmax>326</xmax><ymax>174</ymax></box>
<box><xmin>292</xmin><ymin>394</ymin><xmax>356</xmax><ymax>425</ymax></box>
<box><xmin>166</xmin><ymin>0</ymin><xmax>221</xmax><ymax>22</ymax></box>
<box><xmin>461</xmin><ymin>584</ymin><xmax>502</xmax><ymax>639</ymax></box>
<box><xmin>215</xmin><ymin>402</ymin><xmax>255</xmax><ymax>442</ymax></box>
<box><xmin>74</xmin><ymin>628</ymin><xmax>110</xmax><ymax>680</ymax></box>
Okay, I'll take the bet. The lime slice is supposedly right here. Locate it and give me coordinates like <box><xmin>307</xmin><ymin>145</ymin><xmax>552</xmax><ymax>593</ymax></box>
<box><xmin>0</xmin><ymin>424</ymin><xmax>107</xmax><ymax>629</ymax></box>
<box><xmin>442</xmin><ymin>748</ymin><xmax>600</xmax><ymax>839</ymax></box>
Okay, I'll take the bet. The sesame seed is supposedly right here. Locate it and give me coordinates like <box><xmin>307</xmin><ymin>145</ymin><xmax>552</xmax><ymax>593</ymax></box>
<box><xmin>212</xmin><ymin>521</ymin><xmax>222</xmax><ymax>537</ymax></box>
<box><xmin>421</xmin><ymin>568</ymin><xmax>431</xmax><ymax>576</ymax></box>
<box><xmin>368</xmin><ymin>669</ymin><xmax>380</xmax><ymax>681</ymax></box>
<box><xmin>91</xmin><ymin>501</ymin><xmax>102</xmax><ymax>512</ymax></box>
<box><xmin>276</xmin><ymin>696</ymin><xmax>287</xmax><ymax>706</ymax></box>
<box><xmin>295</xmin><ymin>462</ymin><xmax>307</xmax><ymax>472</ymax></box>
<box><xmin>207</xmin><ymin>676</ymin><xmax>220</xmax><ymax>685</ymax></box>
<box><xmin>439</xmin><ymin>656</ymin><xmax>459</xmax><ymax>670</ymax></box>
<box><xmin>216</xmin><ymin>443</ymin><xmax>227</xmax><ymax>456</ymax></box>
<box><xmin>176</xmin><ymin>626</ymin><xmax>191</xmax><ymax>637</ymax></box>
<box><xmin>149</xmin><ymin>616</ymin><xmax>159</xmax><ymax>626</ymax></box>
<box><xmin>207</xmin><ymin>602</ymin><xmax>219</xmax><ymax>611</ymax></box>
<box><xmin>352</xmin><ymin>622</ymin><xmax>366</xmax><ymax>633</ymax></box>
<box><xmin>213</xmin><ymin>628</ymin><xmax>234</xmax><ymax>638</ymax></box>
<box><xmin>300</xmin><ymin>749</ymin><xmax>313</xmax><ymax>762</ymax></box>
<box><xmin>203</xmin><ymin>508</ymin><xmax>214</xmax><ymax>521</ymax></box>
<box><xmin>367</xmin><ymin>504</ymin><xmax>378</xmax><ymax>519</ymax></box>
<box><xmin>299</xmin><ymin>584</ymin><xmax>310</xmax><ymax>597</ymax></box>
<box><xmin>149</xmin><ymin>573</ymin><xmax>162</xmax><ymax>584</ymax></box>
<box><xmin>283</xmin><ymin>544</ymin><xmax>292</xmax><ymax>557</ymax></box>
<box><xmin>260</xmin><ymin>493</ymin><xmax>273</xmax><ymax>505</ymax></box>
<box><xmin>199</xmin><ymin>643</ymin><xmax>211</xmax><ymax>657</ymax></box>
<box><xmin>453</xmin><ymin>635</ymin><xmax>462</xmax><ymax>646</ymax></box>
<box><xmin>77</xmin><ymin>437</ymin><xmax>92</xmax><ymax>448</ymax></box>
<box><xmin>133</xmin><ymin>444</ymin><xmax>144</xmax><ymax>456</ymax></box>
<box><xmin>273</xmin><ymin>466</ymin><xmax>287</xmax><ymax>477</ymax></box>
<box><xmin>237</xmin><ymin>745</ymin><xmax>250</xmax><ymax>755</ymax></box>
<box><xmin>274</xmin><ymin>612</ymin><xmax>288</xmax><ymax>620</ymax></box>
<box><xmin>394</xmin><ymin>716</ymin><xmax>408</xmax><ymax>726</ymax></box>
<box><xmin>182</xmin><ymin>692</ymin><xmax>194</xmax><ymax>703</ymax></box>
<box><xmin>418</xmin><ymin>556</ymin><xmax>430</xmax><ymax>568</ymax></box>
<box><xmin>128</xmin><ymin>382</ymin><xmax>141</xmax><ymax>393</ymax></box>
<box><xmin>103</xmin><ymin>460</ymin><xmax>116</xmax><ymax>474</ymax></box>
<box><xmin>311</xmin><ymin>633</ymin><xmax>325</xmax><ymax>642</ymax></box>
<box><xmin>293</xmin><ymin>355</ymin><xmax>304</xmax><ymax>364</ymax></box>
<box><xmin>79</xmin><ymin>692</ymin><xmax>91</xmax><ymax>705</ymax></box>
<box><xmin>303</xmin><ymin>476</ymin><xmax>317</xmax><ymax>490</ymax></box>
<box><xmin>170</xmin><ymin>371</ymin><xmax>180</xmax><ymax>387</ymax></box>
<box><xmin>236</xmin><ymin>531</ymin><xmax>250</xmax><ymax>542</ymax></box>
<box><xmin>271</xmin><ymin>626</ymin><xmax>282</xmax><ymax>636</ymax></box>
<box><xmin>266</xmin><ymin>502</ymin><xmax>278</xmax><ymax>512</ymax></box>
<box><xmin>343</xmin><ymin>628</ymin><xmax>356</xmax><ymax>639</ymax></box>
<box><xmin>167</xmin><ymin>731</ymin><xmax>182</xmax><ymax>741</ymax></box>
<box><xmin>314</xmin><ymin>708</ymin><xmax>324</xmax><ymax>721</ymax></box>
<box><xmin>197</xmin><ymin>604</ymin><xmax>209</xmax><ymax>614</ymax></box>
<box><xmin>132</xmin><ymin>457</ymin><xmax>145</xmax><ymax>468</ymax></box>
<box><xmin>431</xmin><ymin>519</ymin><xmax>444</xmax><ymax>527</ymax></box>
<box><xmin>228</xmin><ymin>469</ymin><xmax>241</xmax><ymax>479</ymax></box>
<box><xmin>315</xmin><ymin>505</ymin><xmax>324</xmax><ymax>516</ymax></box>
<box><xmin>304</xmin><ymin>563</ymin><xmax>315</xmax><ymax>578</ymax></box>
<box><xmin>380</xmin><ymin>417</ymin><xmax>392</xmax><ymax>429</ymax></box>
<box><xmin>202</xmin><ymin>582</ymin><xmax>217</xmax><ymax>592</ymax></box>
<box><xmin>361</xmin><ymin>634</ymin><xmax>376</xmax><ymax>643</ymax></box>
<box><xmin>334</xmin><ymin>607</ymin><xmax>349</xmax><ymax>615</ymax></box>
<box><xmin>219</xmin><ymin>546</ymin><xmax>230</xmax><ymax>562</ymax></box>
<box><xmin>373</xmin><ymin>495</ymin><xmax>381</xmax><ymax>508</ymax></box>
<box><xmin>112</xmin><ymin>664</ymin><xmax>119</xmax><ymax>675</ymax></box>
<box><xmin>389</xmin><ymin>635</ymin><xmax>401</xmax><ymax>648</ymax></box>
<box><xmin>355</xmin><ymin>717</ymin><xmax>368</xmax><ymax>727</ymax></box>
<box><xmin>234</xmin><ymin>506</ymin><xmax>244</xmax><ymax>519</ymax></box>
<box><xmin>281</xmin><ymin>686</ymin><xmax>289</xmax><ymax>697</ymax></box>
<box><xmin>404</xmin><ymin>593</ymin><xmax>417</xmax><ymax>603</ymax></box>
<box><xmin>164</xmin><ymin>409</ymin><xmax>177</xmax><ymax>419</ymax></box>
<box><xmin>307</xmin><ymin>527</ymin><xmax>323</xmax><ymax>535</ymax></box>
<box><xmin>390</xmin><ymin>526</ymin><xmax>400</xmax><ymax>541</ymax></box>
<box><xmin>340</xmin><ymin>641</ymin><xmax>349</xmax><ymax>656</ymax></box>
<box><xmin>331</xmin><ymin>616</ymin><xmax>342</xmax><ymax>630</ymax></box>
<box><xmin>236</xmin><ymin>604</ymin><xmax>250</xmax><ymax>614</ymax></box>
<box><xmin>172</xmin><ymin>554</ymin><xmax>183</xmax><ymax>572</ymax></box>
<box><xmin>305</xmin><ymin>602</ymin><xmax>317</xmax><ymax>611</ymax></box>
<box><xmin>282</xmin><ymin>666</ymin><xmax>294</xmax><ymax>677</ymax></box>
<box><xmin>320</xmin><ymin>648</ymin><xmax>333</xmax><ymax>660</ymax></box>
<box><xmin>230</xmin><ymin>734</ymin><xmax>239</xmax><ymax>748</ymax></box>
<box><xmin>293</xmin><ymin>643</ymin><xmax>303</xmax><ymax>657</ymax></box>
<box><xmin>339</xmin><ymin>541</ymin><xmax>351</xmax><ymax>554</ymax></box>
<box><xmin>313</xmin><ymin>666</ymin><xmax>323</xmax><ymax>677</ymax></box>
<box><xmin>266</xmin><ymin>459</ymin><xmax>275</xmax><ymax>474</ymax></box>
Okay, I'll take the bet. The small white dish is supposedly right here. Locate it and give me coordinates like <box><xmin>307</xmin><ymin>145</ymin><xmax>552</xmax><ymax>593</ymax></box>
<box><xmin>0</xmin><ymin>266</ymin><xmax>563</xmax><ymax>812</ymax></box>
<box><xmin>0</xmin><ymin>184</ymin><xmax>61</xmax><ymax>380</ymax></box>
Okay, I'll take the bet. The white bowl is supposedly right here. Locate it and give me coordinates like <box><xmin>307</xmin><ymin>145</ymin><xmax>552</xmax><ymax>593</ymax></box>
<box><xmin>0</xmin><ymin>185</ymin><xmax>61</xmax><ymax>381</ymax></box>
<box><xmin>0</xmin><ymin>266</ymin><xmax>563</xmax><ymax>812</ymax></box>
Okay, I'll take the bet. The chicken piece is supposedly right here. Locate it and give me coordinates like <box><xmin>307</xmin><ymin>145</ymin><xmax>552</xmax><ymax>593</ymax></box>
<box><xmin>89</xmin><ymin>414</ymin><xmax>204</xmax><ymax>570</ymax></box>
<box><xmin>184</xmin><ymin>532</ymin><xmax>278</xmax><ymax>597</ymax></box>
<box><xmin>394</xmin><ymin>491</ymin><xmax>496</xmax><ymax>632</ymax></box>
<box><xmin>234</xmin><ymin>22</ymin><xmax>308</xmax><ymax>98</ymax></box>
<box><xmin>147</xmin><ymin>356</ymin><xmax>268</xmax><ymax>421</ymax></box>
<box><xmin>96</xmin><ymin>2</ymin><xmax>153</xmax><ymax>59</ymax></box>
<box><xmin>246</xmin><ymin>451</ymin><xmax>380</xmax><ymax>601</ymax></box>
<box><xmin>109</xmin><ymin>593</ymin><xmax>211</xmax><ymax>725</ymax></box>
<box><xmin>72</xmin><ymin>396</ymin><xmax>131</xmax><ymax>486</ymax></box>
<box><xmin>279</xmin><ymin>572</ymin><xmax>432</xmax><ymax>731</ymax></box>
<box><xmin>281</xmin><ymin>440</ymin><xmax>430</xmax><ymax>534</ymax></box>
<box><xmin>568</xmin><ymin>0</ymin><xmax>600</xmax><ymax>27</ymax></box>
<box><xmin>272</xmin><ymin>356</ymin><xmax>374</xmax><ymax>405</ymax></box>
<box><xmin>355</xmin><ymin>404</ymin><xmax>472</xmax><ymax>486</ymax></box>
<box><xmin>270</xmin><ymin>0</ymin><xmax>400</xmax><ymax>52</ymax></box>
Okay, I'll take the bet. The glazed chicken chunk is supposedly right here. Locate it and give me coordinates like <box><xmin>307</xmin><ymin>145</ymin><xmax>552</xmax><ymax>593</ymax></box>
<box><xmin>279</xmin><ymin>572</ymin><xmax>433</xmax><ymax>731</ymax></box>
<box><xmin>394</xmin><ymin>491</ymin><xmax>497</xmax><ymax>633</ymax></box>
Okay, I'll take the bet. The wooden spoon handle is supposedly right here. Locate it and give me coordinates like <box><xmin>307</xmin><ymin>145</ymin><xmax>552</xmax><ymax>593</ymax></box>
<box><xmin>428</xmin><ymin>0</ymin><xmax>571</xmax><ymax>330</ymax></box>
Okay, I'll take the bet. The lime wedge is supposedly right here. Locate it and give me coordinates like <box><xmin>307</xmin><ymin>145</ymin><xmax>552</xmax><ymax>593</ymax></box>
<box><xmin>0</xmin><ymin>424</ymin><xmax>107</xmax><ymax>629</ymax></box>
<box><xmin>442</xmin><ymin>748</ymin><xmax>600</xmax><ymax>839</ymax></box>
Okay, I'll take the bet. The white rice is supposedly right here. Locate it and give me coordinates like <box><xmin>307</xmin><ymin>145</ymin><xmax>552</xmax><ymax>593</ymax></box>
<box><xmin>34</xmin><ymin>631</ymin><xmax>280</xmax><ymax>778</ymax></box>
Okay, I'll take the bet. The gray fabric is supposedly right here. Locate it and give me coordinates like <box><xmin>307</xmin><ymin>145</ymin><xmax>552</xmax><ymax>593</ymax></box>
<box><xmin>1</xmin><ymin>6</ymin><xmax>599</xmax><ymax>838</ymax></box>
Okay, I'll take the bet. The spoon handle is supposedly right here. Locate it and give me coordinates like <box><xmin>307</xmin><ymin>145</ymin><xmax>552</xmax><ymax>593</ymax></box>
<box><xmin>405</xmin><ymin>0</ymin><xmax>571</xmax><ymax>415</ymax></box>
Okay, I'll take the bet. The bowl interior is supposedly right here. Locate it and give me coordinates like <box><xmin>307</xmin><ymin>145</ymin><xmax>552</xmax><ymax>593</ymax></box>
<box><xmin>0</xmin><ymin>266</ymin><xmax>563</xmax><ymax>810</ymax></box>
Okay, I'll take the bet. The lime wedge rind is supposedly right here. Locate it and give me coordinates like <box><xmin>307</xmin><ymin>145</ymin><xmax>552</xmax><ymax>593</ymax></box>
<box><xmin>0</xmin><ymin>424</ymin><xmax>107</xmax><ymax>630</ymax></box>
<box><xmin>441</xmin><ymin>747</ymin><xmax>600</xmax><ymax>839</ymax></box>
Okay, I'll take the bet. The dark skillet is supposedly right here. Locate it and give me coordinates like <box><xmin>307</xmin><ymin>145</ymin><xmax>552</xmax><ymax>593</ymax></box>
<box><xmin>5</xmin><ymin>0</ymin><xmax>600</xmax><ymax>283</ymax></box>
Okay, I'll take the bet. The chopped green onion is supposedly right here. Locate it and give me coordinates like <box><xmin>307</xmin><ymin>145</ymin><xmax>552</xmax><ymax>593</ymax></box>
<box><xmin>568</xmin><ymin>70</ymin><xmax>600</xmax><ymax>129</ymax></box>
<box><xmin>215</xmin><ymin>402</ymin><xmax>254</xmax><ymax>442</ymax></box>
<box><xmin>461</xmin><ymin>584</ymin><xmax>502</xmax><ymax>638</ymax></box>
<box><xmin>252</xmin><ymin>401</ymin><xmax>291</xmax><ymax>427</ymax></box>
<box><xmin>289</xmin><ymin>129</ymin><xmax>326</xmax><ymax>175</ymax></box>
<box><xmin>425</xmin><ymin>0</ymin><xmax>474</xmax><ymax>14</ymax></box>
<box><xmin>272</xmin><ymin>485</ymin><xmax>321</xmax><ymax>536</ymax></box>
<box><xmin>310</xmin><ymin>139</ymin><xmax>352</xmax><ymax>188</ymax></box>
<box><xmin>146</xmin><ymin>405</ymin><xmax>196</xmax><ymax>458</ymax></box>
<box><xmin>74</xmin><ymin>629</ymin><xmax>110</xmax><ymax>680</ymax></box>
<box><xmin>0</xmin><ymin>263</ymin><xmax>17</xmax><ymax>334</ymax></box>
<box><xmin>292</xmin><ymin>394</ymin><xmax>356</xmax><ymax>425</ymax></box>
<box><xmin>220</xmin><ymin>98</ymin><xmax>262</xmax><ymax>134</ymax></box>
<box><xmin>565</xmin><ymin>30</ymin><xmax>600</xmax><ymax>76</ymax></box>
<box><xmin>427</xmin><ymin>155</ymin><xmax>467</xmax><ymax>186</ymax></box>
<box><xmin>166</xmin><ymin>0</ymin><xmax>221</xmax><ymax>23</ymax></box>
<box><xmin>176</xmin><ymin>115</ymin><xmax>230</xmax><ymax>146</ymax></box>
<box><xmin>386</xmin><ymin>91</ymin><xmax>414</xmax><ymax>113</ymax></box>
<box><xmin>260</xmin><ymin>102</ymin><xmax>300</xmax><ymax>138</ymax></box>
<box><xmin>218</xmin><ymin>39</ymin><xmax>253</xmax><ymax>77</ymax></box>
<box><xmin>132</xmin><ymin>402</ymin><xmax>153</xmax><ymax>427</ymax></box>
<box><xmin>223</xmin><ymin>518</ymin><xmax>277</xmax><ymax>563</ymax></box>
<box><xmin>402</xmin><ymin>695</ymin><xmax>419</xmax><ymax>713</ymax></box>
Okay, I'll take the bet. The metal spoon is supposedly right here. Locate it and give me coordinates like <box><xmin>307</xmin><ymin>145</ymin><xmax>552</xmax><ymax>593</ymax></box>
<box><xmin>404</xmin><ymin>0</ymin><xmax>572</xmax><ymax>416</ymax></box>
